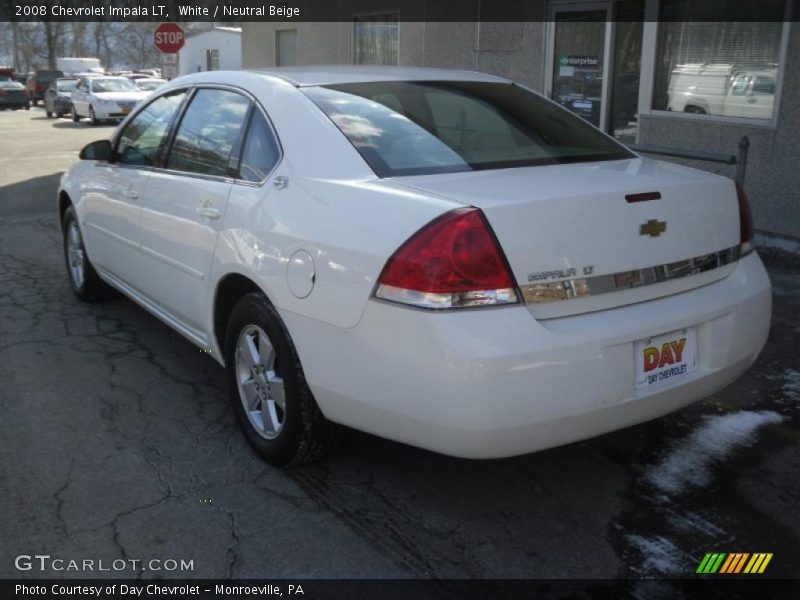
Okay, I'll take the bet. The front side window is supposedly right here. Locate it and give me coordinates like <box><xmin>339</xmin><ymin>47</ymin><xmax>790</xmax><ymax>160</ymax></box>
<box><xmin>116</xmin><ymin>91</ymin><xmax>187</xmax><ymax>166</ymax></box>
<box><xmin>304</xmin><ymin>81</ymin><xmax>633</xmax><ymax>178</ymax></box>
<box><xmin>654</xmin><ymin>0</ymin><xmax>785</xmax><ymax>120</ymax></box>
<box><xmin>239</xmin><ymin>111</ymin><xmax>281</xmax><ymax>182</ymax></box>
<box><xmin>166</xmin><ymin>88</ymin><xmax>251</xmax><ymax>177</ymax></box>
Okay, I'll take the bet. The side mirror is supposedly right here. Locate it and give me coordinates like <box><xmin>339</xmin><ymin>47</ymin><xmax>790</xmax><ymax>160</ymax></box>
<box><xmin>79</xmin><ymin>140</ymin><xmax>113</xmax><ymax>162</ymax></box>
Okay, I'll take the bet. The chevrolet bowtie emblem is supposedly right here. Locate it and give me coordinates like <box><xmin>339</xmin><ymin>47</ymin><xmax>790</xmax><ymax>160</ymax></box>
<box><xmin>640</xmin><ymin>219</ymin><xmax>667</xmax><ymax>237</ymax></box>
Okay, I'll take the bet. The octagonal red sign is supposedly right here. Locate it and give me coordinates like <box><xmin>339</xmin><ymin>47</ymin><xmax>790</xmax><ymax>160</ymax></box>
<box><xmin>154</xmin><ymin>23</ymin><xmax>185</xmax><ymax>54</ymax></box>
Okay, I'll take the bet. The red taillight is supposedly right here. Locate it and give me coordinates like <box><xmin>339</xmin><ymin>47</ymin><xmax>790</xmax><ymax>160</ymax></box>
<box><xmin>375</xmin><ymin>208</ymin><xmax>519</xmax><ymax>309</ymax></box>
<box><xmin>735</xmin><ymin>181</ymin><xmax>755</xmax><ymax>255</ymax></box>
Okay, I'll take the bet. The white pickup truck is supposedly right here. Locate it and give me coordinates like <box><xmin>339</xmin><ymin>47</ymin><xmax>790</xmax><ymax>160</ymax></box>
<box><xmin>667</xmin><ymin>64</ymin><xmax>777</xmax><ymax>119</ymax></box>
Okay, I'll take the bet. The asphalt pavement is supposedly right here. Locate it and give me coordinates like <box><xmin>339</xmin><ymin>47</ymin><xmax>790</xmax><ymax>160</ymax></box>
<box><xmin>0</xmin><ymin>108</ymin><xmax>797</xmax><ymax>587</ymax></box>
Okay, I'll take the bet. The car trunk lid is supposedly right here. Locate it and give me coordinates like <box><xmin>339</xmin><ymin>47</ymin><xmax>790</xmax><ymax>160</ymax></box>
<box><xmin>390</xmin><ymin>157</ymin><xmax>741</xmax><ymax>319</ymax></box>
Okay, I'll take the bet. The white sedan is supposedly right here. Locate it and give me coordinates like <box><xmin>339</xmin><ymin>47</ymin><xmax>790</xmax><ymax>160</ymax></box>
<box><xmin>58</xmin><ymin>67</ymin><xmax>771</xmax><ymax>465</ymax></box>
<box><xmin>70</xmin><ymin>76</ymin><xmax>149</xmax><ymax>125</ymax></box>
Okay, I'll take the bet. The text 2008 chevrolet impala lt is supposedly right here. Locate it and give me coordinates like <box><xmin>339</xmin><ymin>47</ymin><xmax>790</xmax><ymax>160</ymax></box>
<box><xmin>58</xmin><ymin>67</ymin><xmax>771</xmax><ymax>465</ymax></box>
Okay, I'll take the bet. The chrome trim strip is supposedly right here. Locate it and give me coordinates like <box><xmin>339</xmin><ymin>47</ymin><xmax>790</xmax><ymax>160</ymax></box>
<box><xmin>521</xmin><ymin>245</ymin><xmax>741</xmax><ymax>305</ymax></box>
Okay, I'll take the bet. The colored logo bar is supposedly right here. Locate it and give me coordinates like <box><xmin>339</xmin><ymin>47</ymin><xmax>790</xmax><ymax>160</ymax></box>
<box><xmin>697</xmin><ymin>553</ymin><xmax>773</xmax><ymax>574</ymax></box>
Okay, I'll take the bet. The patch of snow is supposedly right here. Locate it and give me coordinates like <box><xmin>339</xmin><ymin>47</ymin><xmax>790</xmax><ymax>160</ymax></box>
<box><xmin>666</xmin><ymin>509</ymin><xmax>726</xmax><ymax>537</ymax></box>
<box><xmin>782</xmin><ymin>369</ymin><xmax>800</xmax><ymax>403</ymax></box>
<box><xmin>643</xmin><ymin>410</ymin><xmax>785</xmax><ymax>496</ymax></box>
<box><xmin>626</xmin><ymin>534</ymin><xmax>686</xmax><ymax>576</ymax></box>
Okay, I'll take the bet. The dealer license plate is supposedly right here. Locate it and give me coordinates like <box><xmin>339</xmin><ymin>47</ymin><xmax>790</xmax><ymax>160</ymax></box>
<box><xmin>634</xmin><ymin>327</ymin><xmax>697</xmax><ymax>390</ymax></box>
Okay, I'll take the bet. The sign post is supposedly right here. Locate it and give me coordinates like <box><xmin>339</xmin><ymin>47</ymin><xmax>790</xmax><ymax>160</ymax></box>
<box><xmin>162</xmin><ymin>52</ymin><xmax>179</xmax><ymax>80</ymax></box>
<box><xmin>154</xmin><ymin>23</ymin><xmax>184</xmax><ymax>80</ymax></box>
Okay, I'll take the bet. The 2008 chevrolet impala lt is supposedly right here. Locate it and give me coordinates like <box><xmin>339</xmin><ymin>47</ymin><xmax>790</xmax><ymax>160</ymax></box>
<box><xmin>58</xmin><ymin>67</ymin><xmax>771</xmax><ymax>465</ymax></box>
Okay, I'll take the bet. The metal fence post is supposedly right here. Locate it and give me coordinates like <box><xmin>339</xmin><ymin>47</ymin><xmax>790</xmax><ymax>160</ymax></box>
<box><xmin>735</xmin><ymin>136</ymin><xmax>750</xmax><ymax>185</ymax></box>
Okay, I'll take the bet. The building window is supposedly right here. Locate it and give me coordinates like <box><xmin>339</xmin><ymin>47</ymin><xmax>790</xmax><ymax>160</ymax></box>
<box><xmin>652</xmin><ymin>0</ymin><xmax>785</xmax><ymax>121</ymax></box>
<box><xmin>353</xmin><ymin>14</ymin><xmax>399</xmax><ymax>65</ymax></box>
<box><xmin>206</xmin><ymin>49</ymin><xmax>219</xmax><ymax>71</ymax></box>
<box><xmin>276</xmin><ymin>29</ymin><xmax>297</xmax><ymax>66</ymax></box>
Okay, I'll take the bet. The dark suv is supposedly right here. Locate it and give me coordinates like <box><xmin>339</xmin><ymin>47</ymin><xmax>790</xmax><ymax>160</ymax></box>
<box><xmin>25</xmin><ymin>70</ymin><xmax>64</xmax><ymax>105</ymax></box>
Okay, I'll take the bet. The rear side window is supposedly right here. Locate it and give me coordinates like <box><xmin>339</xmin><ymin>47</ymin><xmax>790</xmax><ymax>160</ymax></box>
<box><xmin>238</xmin><ymin>110</ymin><xmax>281</xmax><ymax>182</ymax></box>
<box><xmin>166</xmin><ymin>89</ymin><xmax>251</xmax><ymax>177</ymax></box>
<box><xmin>116</xmin><ymin>91</ymin><xmax>187</xmax><ymax>166</ymax></box>
<box><xmin>304</xmin><ymin>81</ymin><xmax>634</xmax><ymax>177</ymax></box>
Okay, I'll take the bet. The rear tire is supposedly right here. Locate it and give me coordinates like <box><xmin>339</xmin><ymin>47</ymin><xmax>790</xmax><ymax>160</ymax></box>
<box><xmin>62</xmin><ymin>206</ymin><xmax>113</xmax><ymax>302</ymax></box>
<box><xmin>225</xmin><ymin>293</ymin><xmax>339</xmax><ymax>466</ymax></box>
<box><xmin>45</xmin><ymin>109</ymin><xmax>52</xmax><ymax>118</ymax></box>
<box><xmin>72</xmin><ymin>110</ymin><xmax>80</xmax><ymax>122</ymax></box>
<box><xmin>89</xmin><ymin>106</ymin><xmax>99</xmax><ymax>126</ymax></box>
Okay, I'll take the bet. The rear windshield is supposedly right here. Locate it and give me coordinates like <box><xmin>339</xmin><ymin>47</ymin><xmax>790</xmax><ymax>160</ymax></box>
<box><xmin>57</xmin><ymin>80</ymin><xmax>78</xmax><ymax>92</ymax></box>
<box><xmin>92</xmin><ymin>78</ymin><xmax>136</xmax><ymax>93</ymax></box>
<box><xmin>303</xmin><ymin>81</ymin><xmax>633</xmax><ymax>178</ymax></box>
<box><xmin>36</xmin><ymin>71</ymin><xmax>63</xmax><ymax>84</ymax></box>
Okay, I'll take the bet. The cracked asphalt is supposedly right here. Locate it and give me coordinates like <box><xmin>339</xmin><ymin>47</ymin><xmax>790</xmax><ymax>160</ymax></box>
<box><xmin>1</xmin><ymin>108</ymin><xmax>798</xmax><ymax>583</ymax></box>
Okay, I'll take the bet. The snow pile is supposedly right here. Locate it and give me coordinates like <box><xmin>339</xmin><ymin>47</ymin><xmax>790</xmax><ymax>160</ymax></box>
<box><xmin>643</xmin><ymin>410</ymin><xmax>784</xmax><ymax>496</ymax></box>
<box><xmin>626</xmin><ymin>534</ymin><xmax>686</xmax><ymax>576</ymax></box>
<box><xmin>782</xmin><ymin>369</ymin><xmax>800</xmax><ymax>403</ymax></box>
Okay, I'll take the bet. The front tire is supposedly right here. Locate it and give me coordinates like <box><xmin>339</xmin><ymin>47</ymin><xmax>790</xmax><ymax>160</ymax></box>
<box><xmin>72</xmin><ymin>109</ymin><xmax>80</xmax><ymax>122</ymax></box>
<box><xmin>62</xmin><ymin>206</ymin><xmax>112</xmax><ymax>302</ymax></box>
<box><xmin>89</xmin><ymin>106</ymin><xmax>99</xmax><ymax>126</ymax></box>
<box><xmin>225</xmin><ymin>293</ymin><xmax>339</xmax><ymax>466</ymax></box>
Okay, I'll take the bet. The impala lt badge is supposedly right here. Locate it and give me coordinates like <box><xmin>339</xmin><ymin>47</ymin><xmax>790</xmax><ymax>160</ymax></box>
<box><xmin>640</xmin><ymin>219</ymin><xmax>667</xmax><ymax>237</ymax></box>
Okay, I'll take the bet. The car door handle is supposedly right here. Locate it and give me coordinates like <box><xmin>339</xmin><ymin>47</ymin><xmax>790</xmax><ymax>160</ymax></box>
<box><xmin>196</xmin><ymin>206</ymin><xmax>222</xmax><ymax>219</ymax></box>
<box><xmin>122</xmin><ymin>190</ymin><xmax>139</xmax><ymax>199</ymax></box>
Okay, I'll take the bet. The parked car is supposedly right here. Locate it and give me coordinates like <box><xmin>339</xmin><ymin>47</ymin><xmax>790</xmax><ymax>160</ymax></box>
<box><xmin>58</xmin><ymin>67</ymin><xmax>771</xmax><ymax>466</ymax></box>
<box><xmin>127</xmin><ymin>73</ymin><xmax>154</xmax><ymax>81</ymax></box>
<box><xmin>134</xmin><ymin>78</ymin><xmax>167</xmax><ymax>93</ymax></box>
<box><xmin>25</xmin><ymin>69</ymin><xmax>64</xmax><ymax>105</ymax></box>
<box><xmin>70</xmin><ymin>76</ymin><xmax>148</xmax><ymax>125</ymax></box>
<box><xmin>44</xmin><ymin>78</ymin><xmax>78</xmax><ymax>118</ymax></box>
<box><xmin>0</xmin><ymin>81</ymin><xmax>30</xmax><ymax>110</ymax></box>
<box><xmin>13</xmin><ymin>73</ymin><xmax>30</xmax><ymax>85</ymax></box>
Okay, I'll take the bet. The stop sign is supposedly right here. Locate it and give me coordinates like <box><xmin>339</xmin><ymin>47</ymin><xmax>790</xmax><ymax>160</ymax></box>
<box><xmin>154</xmin><ymin>23</ymin><xmax>185</xmax><ymax>54</ymax></box>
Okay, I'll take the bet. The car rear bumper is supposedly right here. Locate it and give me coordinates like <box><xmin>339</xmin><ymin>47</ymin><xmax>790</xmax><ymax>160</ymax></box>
<box><xmin>93</xmin><ymin>106</ymin><xmax>132</xmax><ymax>120</ymax></box>
<box><xmin>284</xmin><ymin>252</ymin><xmax>771</xmax><ymax>458</ymax></box>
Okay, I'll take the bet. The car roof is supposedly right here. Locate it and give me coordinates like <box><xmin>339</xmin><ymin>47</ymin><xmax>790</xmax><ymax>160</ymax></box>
<box><xmin>247</xmin><ymin>65</ymin><xmax>510</xmax><ymax>87</ymax></box>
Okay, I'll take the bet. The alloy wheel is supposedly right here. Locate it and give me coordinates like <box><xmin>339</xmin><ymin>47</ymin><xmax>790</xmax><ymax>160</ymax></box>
<box><xmin>66</xmin><ymin>220</ymin><xmax>85</xmax><ymax>289</ymax></box>
<box><xmin>235</xmin><ymin>325</ymin><xmax>286</xmax><ymax>440</ymax></box>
